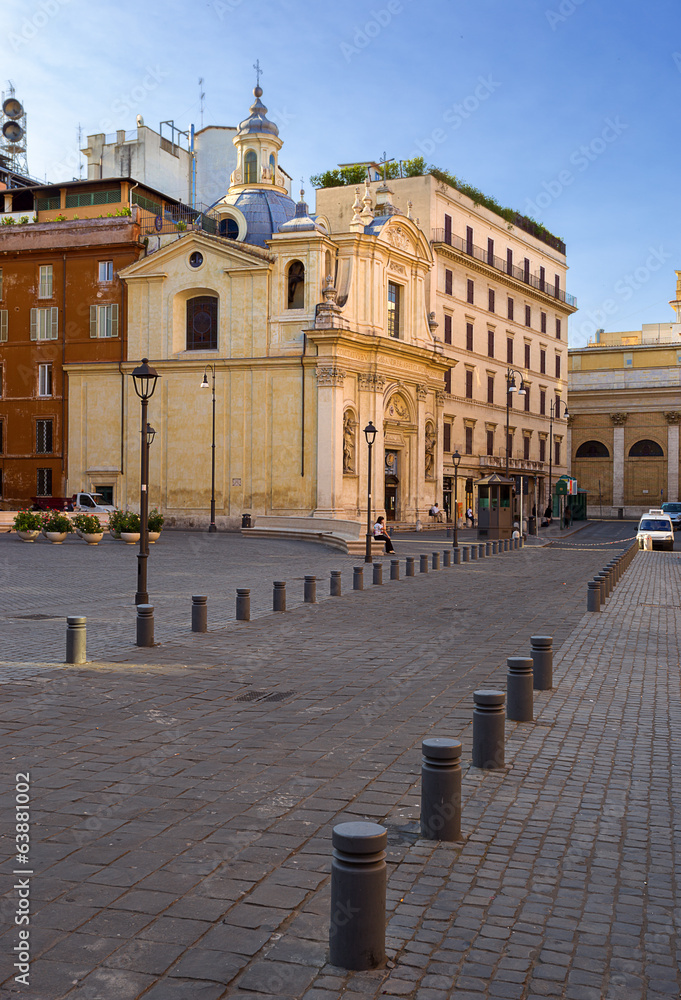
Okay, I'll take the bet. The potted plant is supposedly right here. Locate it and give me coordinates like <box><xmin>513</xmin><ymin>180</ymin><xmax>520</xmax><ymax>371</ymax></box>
<box><xmin>147</xmin><ymin>508</ymin><xmax>164</xmax><ymax>543</ymax></box>
<box><xmin>73</xmin><ymin>513</ymin><xmax>103</xmax><ymax>544</ymax></box>
<box><xmin>119</xmin><ymin>511</ymin><xmax>141</xmax><ymax>544</ymax></box>
<box><xmin>42</xmin><ymin>510</ymin><xmax>73</xmax><ymax>544</ymax></box>
<box><xmin>108</xmin><ymin>509</ymin><xmax>124</xmax><ymax>539</ymax></box>
<box><xmin>13</xmin><ymin>509</ymin><xmax>43</xmax><ymax>542</ymax></box>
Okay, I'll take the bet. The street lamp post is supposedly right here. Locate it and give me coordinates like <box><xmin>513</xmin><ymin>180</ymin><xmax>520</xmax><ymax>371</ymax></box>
<box><xmin>505</xmin><ymin>368</ymin><xmax>526</xmax><ymax>479</ymax></box>
<box><xmin>200</xmin><ymin>365</ymin><xmax>217</xmax><ymax>533</ymax></box>
<box><xmin>364</xmin><ymin>420</ymin><xmax>377</xmax><ymax>563</ymax></box>
<box><xmin>131</xmin><ymin>358</ymin><xmax>160</xmax><ymax>606</ymax></box>
<box><xmin>548</xmin><ymin>397</ymin><xmax>569</xmax><ymax>517</ymax></box>
<box><xmin>452</xmin><ymin>449</ymin><xmax>461</xmax><ymax>549</ymax></box>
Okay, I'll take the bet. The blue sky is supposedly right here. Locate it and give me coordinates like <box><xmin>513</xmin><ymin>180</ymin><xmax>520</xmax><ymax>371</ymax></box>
<box><xmin>5</xmin><ymin>0</ymin><xmax>680</xmax><ymax>346</ymax></box>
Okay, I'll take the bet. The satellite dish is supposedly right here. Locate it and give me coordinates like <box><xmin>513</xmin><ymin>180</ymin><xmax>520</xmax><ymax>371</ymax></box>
<box><xmin>3</xmin><ymin>98</ymin><xmax>23</xmax><ymax>119</ymax></box>
<box><xmin>136</xmin><ymin>115</ymin><xmax>144</xmax><ymax>127</ymax></box>
<box><xmin>2</xmin><ymin>120</ymin><xmax>24</xmax><ymax>142</ymax></box>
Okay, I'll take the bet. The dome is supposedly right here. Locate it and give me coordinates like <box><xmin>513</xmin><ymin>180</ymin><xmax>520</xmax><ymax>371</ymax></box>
<box><xmin>278</xmin><ymin>189</ymin><xmax>326</xmax><ymax>234</ymax></box>
<box><xmin>223</xmin><ymin>188</ymin><xmax>296</xmax><ymax>247</ymax></box>
<box><xmin>237</xmin><ymin>85</ymin><xmax>279</xmax><ymax>138</ymax></box>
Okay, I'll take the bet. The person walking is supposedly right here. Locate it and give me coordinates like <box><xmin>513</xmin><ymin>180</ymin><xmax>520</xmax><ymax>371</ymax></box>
<box><xmin>373</xmin><ymin>516</ymin><xmax>395</xmax><ymax>553</ymax></box>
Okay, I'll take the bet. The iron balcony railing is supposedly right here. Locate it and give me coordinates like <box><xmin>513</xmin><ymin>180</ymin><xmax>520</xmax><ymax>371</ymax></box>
<box><xmin>431</xmin><ymin>229</ymin><xmax>577</xmax><ymax>308</ymax></box>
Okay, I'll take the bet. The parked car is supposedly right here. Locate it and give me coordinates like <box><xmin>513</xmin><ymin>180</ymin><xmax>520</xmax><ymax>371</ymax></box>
<box><xmin>661</xmin><ymin>502</ymin><xmax>681</xmax><ymax>530</ymax></box>
<box><xmin>637</xmin><ymin>509</ymin><xmax>675</xmax><ymax>551</ymax></box>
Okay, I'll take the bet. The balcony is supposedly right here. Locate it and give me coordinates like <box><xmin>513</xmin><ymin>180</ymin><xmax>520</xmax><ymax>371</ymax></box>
<box><xmin>478</xmin><ymin>454</ymin><xmax>547</xmax><ymax>473</ymax></box>
<box><xmin>431</xmin><ymin>229</ymin><xmax>577</xmax><ymax>308</ymax></box>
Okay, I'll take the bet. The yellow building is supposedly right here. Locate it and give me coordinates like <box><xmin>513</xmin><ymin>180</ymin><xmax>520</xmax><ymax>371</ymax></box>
<box><xmin>65</xmin><ymin>84</ymin><xmax>449</xmax><ymax>529</ymax></box>
<box><xmin>569</xmin><ymin>271</ymin><xmax>681</xmax><ymax>515</ymax></box>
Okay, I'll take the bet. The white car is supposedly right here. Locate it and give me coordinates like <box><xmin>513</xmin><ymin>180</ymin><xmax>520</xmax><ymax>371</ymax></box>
<box><xmin>637</xmin><ymin>509</ymin><xmax>674</xmax><ymax>551</ymax></box>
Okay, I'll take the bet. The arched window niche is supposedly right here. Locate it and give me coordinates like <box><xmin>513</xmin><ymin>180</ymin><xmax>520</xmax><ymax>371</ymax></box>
<box><xmin>244</xmin><ymin>149</ymin><xmax>257</xmax><ymax>185</ymax></box>
<box><xmin>186</xmin><ymin>295</ymin><xmax>218</xmax><ymax>351</ymax></box>
<box><xmin>629</xmin><ymin>439</ymin><xmax>664</xmax><ymax>457</ymax></box>
<box><xmin>575</xmin><ymin>440</ymin><xmax>610</xmax><ymax>458</ymax></box>
<box><xmin>287</xmin><ymin>260</ymin><xmax>305</xmax><ymax>309</ymax></box>
<box><xmin>269</xmin><ymin>153</ymin><xmax>276</xmax><ymax>182</ymax></box>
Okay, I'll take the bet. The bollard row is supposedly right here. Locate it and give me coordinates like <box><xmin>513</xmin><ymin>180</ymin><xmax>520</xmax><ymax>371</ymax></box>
<box><xmin>586</xmin><ymin>538</ymin><xmax>638</xmax><ymax>612</ymax></box>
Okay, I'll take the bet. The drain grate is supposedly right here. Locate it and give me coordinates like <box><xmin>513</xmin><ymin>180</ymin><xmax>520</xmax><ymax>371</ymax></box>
<box><xmin>236</xmin><ymin>689</ymin><xmax>296</xmax><ymax>704</ymax></box>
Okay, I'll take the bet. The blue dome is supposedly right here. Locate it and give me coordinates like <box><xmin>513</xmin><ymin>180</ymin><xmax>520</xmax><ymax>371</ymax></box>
<box><xmin>226</xmin><ymin>189</ymin><xmax>296</xmax><ymax>247</ymax></box>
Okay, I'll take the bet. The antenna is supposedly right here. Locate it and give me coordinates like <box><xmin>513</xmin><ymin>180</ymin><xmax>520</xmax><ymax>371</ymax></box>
<box><xmin>77</xmin><ymin>122</ymin><xmax>83</xmax><ymax>178</ymax></box>
<box><xmin>198</xmin><ymin>77</ymin><xmax>205</xmax><ymax>128</ymax></box>
<box><xmin>1</xmin><ymin>80</ymin><xmax>29</xmax><ymax>178</ymax></box>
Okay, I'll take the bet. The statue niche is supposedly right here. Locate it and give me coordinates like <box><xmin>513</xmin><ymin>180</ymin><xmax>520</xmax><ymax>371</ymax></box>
<box><xmin>343</xmin><ymin>410</ymin><xmax>356</xmax><ymax>474</ymax></box>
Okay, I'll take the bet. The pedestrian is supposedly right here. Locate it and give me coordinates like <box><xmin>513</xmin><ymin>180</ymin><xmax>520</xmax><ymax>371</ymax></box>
<box><xmin>429</xmin><ymin>502</ymin><xmax>443</xmax><ymax>523</ymax></box>
<box><xmin>564</xmin><ymin>505</ymin><xmax>572</xmax><ymax>529</ymax></box>
<box><xmin>466</xmin><ymin>506</ymin><xmax>474</xmax><ymax>527</ymax></box>
<box><xmin>544</xmin><ymin>503</ymin><xmax>552</xmax><ymax>524</ymax></box>
<box><xmin>373</xmin><ymin>516</ymin><xmax>395</xmax><ymax>553</ymax></box>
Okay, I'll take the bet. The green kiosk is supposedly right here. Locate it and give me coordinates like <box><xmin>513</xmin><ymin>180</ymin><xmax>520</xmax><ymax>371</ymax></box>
<box><xmin>476</xmin><ymin>473</ymin><xmax>514</xmax><ymax>539</ymax></box>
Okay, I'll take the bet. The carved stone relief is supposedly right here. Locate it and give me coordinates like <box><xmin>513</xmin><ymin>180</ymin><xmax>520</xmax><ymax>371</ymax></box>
<box><xmin>386</xmin><ymin>394</ymin><xmax>410</xmax><ymax>421</ymax></box>
<box><xmin>316</xmin><ymin>366</ymin><xmax>346</xmax><ymax>386</ymax></box>
<box><xmin>610</xmin><ymin>412</ymin><xmax>628</xmax><ymax>426</ymax></box>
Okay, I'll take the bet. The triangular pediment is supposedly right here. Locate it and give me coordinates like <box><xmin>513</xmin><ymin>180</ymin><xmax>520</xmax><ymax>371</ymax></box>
<box><xmin>119</xmin><ymin>230</ymin><xmax>273</xmax><ymax>281</ymax></box>
<box><xmin>375</xmin><ymin>216</ymin><xmax>433</xmax><ymax>264</ymax></box>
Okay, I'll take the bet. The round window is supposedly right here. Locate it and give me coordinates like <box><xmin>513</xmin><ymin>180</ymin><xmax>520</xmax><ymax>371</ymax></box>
<box><xmin>189</xmin><ymin>251</ymin><xmax>204</xmax><ymax>268</ymax></box>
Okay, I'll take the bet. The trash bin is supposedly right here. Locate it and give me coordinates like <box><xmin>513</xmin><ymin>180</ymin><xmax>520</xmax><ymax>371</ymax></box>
<box><xmin>617</xmin><ymin>507</ymin><xmax>623</xmax><ymax>520</ymax></box>
<box><xmin>528</xmin><ymin>516</ymin><xmax>537</xmax><ymax>536</ymax></box>
<box><xmin>241</xmin><ymin>513</ymin><xmax>252</xmax><ymax>528</ymax></box>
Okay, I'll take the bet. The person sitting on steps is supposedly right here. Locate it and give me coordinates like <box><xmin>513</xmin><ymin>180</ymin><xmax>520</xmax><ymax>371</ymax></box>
<box><xmin>373</xmin><ymin>516</ymin><xmax>395</xmax><ymax>553</ymax></box>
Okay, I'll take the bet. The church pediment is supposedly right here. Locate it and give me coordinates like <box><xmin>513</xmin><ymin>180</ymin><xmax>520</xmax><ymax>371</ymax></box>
<box><xmin>119</xmin><ymin>231</ymin><xmax>273</xmax><ymax>282</ymax></box>
<box><xmin>376</xmin><ymin>217</ymin><xmax>433</xmax><ymax>264</ymax></box>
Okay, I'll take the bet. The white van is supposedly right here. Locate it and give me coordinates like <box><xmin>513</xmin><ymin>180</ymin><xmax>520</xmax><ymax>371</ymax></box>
<box><xmin>636</xmin><ymin>509</ymin><xmax>674</xmax><ymax>551</ymax></box>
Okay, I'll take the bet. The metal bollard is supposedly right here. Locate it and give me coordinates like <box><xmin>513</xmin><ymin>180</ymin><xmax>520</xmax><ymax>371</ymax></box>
<box><xmin>66</xmin><ymin>616</ymin><xmax>86</xmax><ymax>664</ymax></box>
<box><xmin>406</xmin><ymin>556</ymin><xmax>415</xmax><ymax>577</ymax></box>
<box><xmin>136</xmin><ymin>604</ymin><xmax>154</xmax><ymax>647</ymax></box>
<box><xmin>504</xmin><ymin>539</ymin><xmax>510</xmax><ymax>552</ymax></box>
<box><xmin>191</xmin><ymin>595</ymin><xmax>207</xmax><ymax>633</ymax></box>
<box><xmin>330</xmin><ymin>570</ymin><xmax>342</xmax><ymax>596</ymax></box>
<box><xmin>420</xmin><ymin>738</ymin><xmax>462</xmax><ymax>842</ymax></box>
<box><xmin>329</xmin><ymin>821</ymin><xmax>386</xmax><ymax>970</ymax></box>
<box><xmin>236</xmin><ymin>588</ymin><xmax>250</xmax><ymax>621</ymax></box>
<box><xmin>353</xmin><ymin>566</ymin><xmax>364</xmax><ymax>591</ymax></box>
<box><xmin>443</xmin><ymin>549</ymin><xmax>451</xmax><ymax>568</ymax></box>
<box><xmin>390</xmin><ymin>559</ymin><xmax>400</xmax><ymax>581</ymax></box>
<box><xmin>587</xmin><ymin>580</ymin><xmax>601</xmax><ymax>612</ymax></box>
<box><xmin>595</xmin><ymin>573</ymin><xmax>607</xmax><ymax>604</ymax></box>
<box><xmin>478</xmin><ymin>543</ymin><xmax>486</xmax><ymax>558</ymax></box>
<box><xmin>470</xmin><ymin>544</ymin><xmax>478</xmax><ymax>561</ymax></box>
<box><xmin>461</xmin><ymin>547</ymin><xmax>469</xmax><ymax>563</ymax></box>
<box><xmin>453</xmin><ymin>548</ymin><xmax>461</xmax><ymax>565</ymax></box>
<box><xmin>472</xmin><ymin>690</ymin><xmax>505</xmax><ymax>769</ymax></box>
<box><xmin>486</xmin><ymin>542</ymin><xmax>493</xmax><ymax>556</ymax></box>
<box><xmin>432</xmin><ymin>552</ymin><xmax>440</xmax><ymax>570</ymax></box>
<box><xmin>373</xmin><ymin>562</ymin><xmax>382</xmax><ymax>585</ymax></box>
<box><xmin>420</xmin><ymin>554</ymin><xmax>429</xmax><ymax>573</ymax></box>
<box><xmin>304</xmin><ymin>575</ymin><xmax>317</xmax><ymax>604</ymax></box>
<box><xmin>531</xmin><ymin>635</ymin><xmax>553</xmax><ymax>690</ymax></box>
<box><xmin>506</xmin><ymin>657</ymin><xmax>534</xmax><ymax>722</ymax></box>
<box><xmin>492</xmin><ymin>540</ymin><xmax>498</xmax><ymax>554</ymax></box>
<box><xmin>273</xmin><ymin>581</ymin><xmax>286</xmax><ymax>612</ymax></box>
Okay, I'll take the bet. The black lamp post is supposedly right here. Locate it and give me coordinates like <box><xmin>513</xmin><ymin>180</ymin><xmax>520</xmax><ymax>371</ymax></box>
<box><xmin>548</xmin><ymin>397</ymin><xmax>569</xmax><ymax>516</ymax></box>
<box><xmin>505</xmin><ymin>368</ymin><xmax>526</xmax><ymax>479</ymax></box>
<box><xmin>200</xmin><ymin>365</ymin><xmax>217</xmax><ymax>533</ymax></box>
<box><xmin>452</xmin><ymin>449</ymin><xmax>461</xmax><ymax>549</ymax></box>
<box><xmin>364</xmin><ymin>420</ymin><xmax>377</xmax><ymax>563</ymax></box>
<box><xmin>131</xmin><ymin>358</ymin><xmax>159</xmax><ymax>606</ymax></box>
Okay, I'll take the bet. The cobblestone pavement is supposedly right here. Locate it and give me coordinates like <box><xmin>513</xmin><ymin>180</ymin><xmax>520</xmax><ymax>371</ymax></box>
<box><xmin>1</xmin><ymin>529</ymin><xmax>678</xmax><ymax>999</ymax></box>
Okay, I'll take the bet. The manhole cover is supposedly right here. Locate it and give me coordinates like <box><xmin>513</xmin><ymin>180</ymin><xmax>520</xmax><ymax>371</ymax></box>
<box><xmin>10</xmin><ymin>614</ymin><xmax>61</xmax><ymax>621</ymax></box>
<box><xmin>236</xmin><ymin>689</ymin><xmax>296</xmax><ymax>704</ymax></box>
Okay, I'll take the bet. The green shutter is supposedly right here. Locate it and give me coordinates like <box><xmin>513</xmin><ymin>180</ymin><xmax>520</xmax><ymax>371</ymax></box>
<box><xmin>90</xmin><ymin>304</ymin><xmax>98</xmax><ymax>338</ymax></box>
<box><xmin>50</xmin><ymin>307</ymin><xmax>58</xmax><ymax>340</ymax></box>
<box><xmin>30</xmin><ymin>308</ymin><xmax>37</xmax><ymax>340</ymax></box>
<box><xmin>111</xmin><ymin>303</ymin><xmax>118</xmax><ymax>338</ymax></box>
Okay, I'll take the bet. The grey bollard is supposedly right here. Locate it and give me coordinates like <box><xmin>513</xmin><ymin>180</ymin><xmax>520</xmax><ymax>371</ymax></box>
<box><xmin>479</xmin><ymin>543</ymin><xmax>486</xmax><ymax>558</ymax></box>
<box><xmin>486</xmin><ymin>542</ymin><xmax>493</xmax><ymax>556</ymax></box>
<box><xmin>329</xmin><ymin>822</ymin><xmax>386</xmax><ymax>970</ymax></box>
<box><xmin>492</xmin><ymin>540</ymin><xmax>498</xmax><ymax>554</ymax></box>
<box><xmin>472</xmin><ymin>689</ymin><xmax>505</xmax><ymax>769</ymax></box>
<box><xmin>432</xmin><ymin>551</ymin><xmax>440</xmax><ymax>570</ymax></box>
<box><xmin>66</xmin><ymin>616</ymin><xmax>86</xmax><ymax>664</ymax></box>
<box><xmin>304</xmin><ymin>575</ymin><xmax>317</xmax><ymax>604</ymax></box>
<box><xmin>420</xmin><ymin>554</ymin><xmax>429</xmax><ymax>573</ymax></box>
<box><xmin>390</xmin><ymin>559</ymin><xmax>400</xmax><ymax>581</ymax></box>
<box><xmin>506</xmin><ymin>657</ymin><xmax>534</xmax><ymax>722</ymax></box>
<box><xmin>443</xmin><ymin>549</ymin><xmax>451</xmax><ymax>567</ymax></box>
<box><xmin>461</xmin><ymin>547</ymin><xmax>469</xmax><ymax>563</ymax></box>
<box><xmin>596</xmin><ymin>573</ymin><xmax>607</xmax><ymax>604</ymax></box>
<box><xmin>587</xmin><ymin>580</ymin><xmax>601</xmax><ymax>612</ymax></box>
<box><xmin>420</xmin><ymin>738</ymin><xmax>462</xmax><ymax>842</ymax></box>
<box><xmin>504</xmin><ymin>538</ymin><xmax>510</xmax><ymax>552</ymax></box>
<box><xmin>191</xmin><ymin>595</ymin><xmax>207</xmax><ymax>632</ymax></box>
<box><xmin>531</xmin><ymin>635</ymin><xmax>553</xmax><ymax>690</ymax></box>
<box><xmin>136</xmin><ymin>604</ymin><xmax>154</xmax><ymax>647</ymax></box>
<box><xmin>330</xmin><ymin>571</ymin><xmax>342</xmax><ymax>596</ymax></box>
<box><xmin>353</xmin><ymin>566</ymin><xmax>363</xmax><ymax>591</ymax></box>
<box><xmin>471</xmin><ymin>544</ymin><xmax>478</xmax><ymax>560</ymax></box>
<box><xmin>453</xmin><ymin>548</ymin><xmax>461</xmax><ymax>565</ymax></box>
<box><xmin>273</xmin><ymin>581</ymin><xmax>286</xmax><ymax>612</ymax></box>
<box><xmin>406</xmin><ymin>556</ymin><xmax>415</xmax><ymax>577</ymax></box>
<box><xmin>373</xmin><ymin>562</ymin><xmax>382</xmax><ymax>585</ymax></box>
<box><xmin>236</xmin><ymin>588</ymin><xmax>250</xmax><ymax>621</ymax></box>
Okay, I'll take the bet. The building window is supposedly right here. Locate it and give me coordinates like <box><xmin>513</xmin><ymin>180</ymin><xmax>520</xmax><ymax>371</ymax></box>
<box><xmin>186</xmin><ymin>296</ymin><xmax>218</xmax><ymax>350</ymax></box>
<box><xmin>506</xmin><ymin>337</ymin><xmax>513</xmax><ymax>364</ymax></box>
<box><xmin>555</xmin><ymin>440</ymin><xmax>561</xmax><ymax>465</ymax></box>
<box><xmin>0</xmin><ymin>363</ymin><xmax>3</xmax><ymax>397</ymax></box>
<box><xmin>269</xmin><ymin>153</ymin><xmax>276</xmax><ymax>180</ymax></box>
<box><xmin>38</xmin><ymin>265</ymin><xmax>53</xmax><ymax>299</ymax></box>
<box><xmin>219</xmin><ymin>217</ymin><xmax>239</xmax><ymax>239</ymax></box>
<box><xmin>486</xmin><ymin>429</ymin><xmax>494</xmax><ymax>455</ymax></box>
<box><xmin>539</xmin><ymin>266</ymin><xmax>546</xmax><ymax>292</ymax></box>
<box><xmin>554</xmin><ymin>273</ymin><xmax>561</xmax><ymax>297</ymax></box>
<box><xmin>524</xmin><ymin>387</ymin><xmax>530</xmax><ymax>412</ymax></box>
<box><xmin>488</xmin><ymin>288</ymin><xmax>495</xmax><ymax>313</ymax></box>
<box><xmin>465</xmin><ymin>425</ymin><xmax>473</xmax><ymax>455</ymax></box>
<box><xmin>466</xmin><ymin>227</ymin><xmax>473</xmax><ymax>254</ymax></box>
<box><xmin>98</xmin><ymin>260</ymin><xmax>113</xmax><ymax>282</ymax></box>
<box><xmin>487</xmin><ymin>376</ymin><xmax>494</xmax><ymax>404</ymax></box>
<box><xmin>540</xmin><ymin>349</ymin><xmax>546</xmax><ymax>375</ymax></box>
<box><xmin>555</xmin><ymin>354</ymin><xmax>561</xmax><ymax>379</ymax></box>
<box><xmin>487</xmin><ymin>330</ymin><xmax>494</xmax><ymax>358</ymax></box>
<box><xmin>37</xmin><ymin>467</ymin><xmax>52</xmax><ymax>496</ymax></box>
<box><xmin>0</xmin><ymin>267</ymin><xmax>3</xmax><ymax>298</ymax></box>
<box><xmin>387</xmin><ymin>281</ymin><xmax>401</xmax><ymax>338</ymax></box>
<box><xmin>30</xmin><ymin>307</ymin><xmax>59</xmax><ymax>341</ymax></box>
<box><xmin>576</xmin><ymin>440</ymin><xmax>610</xmax><ymax>458</ymax></box>
<box><xmin>524</xmin><ymin>343</ymin><xmax>530</xmax><ymax>369</ymax></box>
<box><xmin>540</xmin><ymin>390</ymin><xmax>546</xmax><ymax>415</ymax></box>
<box><xmin>287</xmin><ymin>260</ymin><xmax>305</xmax><ymax>309</ymax></box>
<box><xmin>89</xmin><ymin>304</ymin><xmax>119</xmax><ymax>339</ymax></box>
<box><xmin>524</xmin><ymin>436</ymin><xmax>530</xmax><ymax>460</ymax></box>
<box><xmin>445</xmin><ymin>269</ymin><xmax>452</xmax><ymax>295</ymax></box>
<box><xmin>524</xmin><ymin>305</ymin><xmax>531</xmax><ymax>327</ymax></box>
<box><xmin>487</xmin><ymin>238</ymin><xmax>494</xmax><ymax>264</ymax></box>
<box><xmin>244</xmin><ymin>149</ymin><xmax>257</xmax><ymax>184</ymax></box>
<box><xmin>0</xmin><ymin>309</ymin><xmax>7</xmax><ymax>342</ymax></box>
<box><xmin>445</xmin><ymin>369</ymin><xmax>452</xmax><ymax>393</ymax></box>
<box><xmin>556</xmin><ymin>318</ymin><xmax>562</xmax><ymax>340</ymax></box>
<box><xmin>466</xmin><ymin>322</ymin><xmax>473</xmax><ymax>351</ymax></box>
<box><xmin>38</xmin><ymin>364</ymin><xmax>52</xmax><ymax>397</ymax></box>
<box><xmin>539</xmin><ymin>438</ymin><xmax>546</xmax><ymax>463</ymax></box>
<box><xmin>507</xmin><ymin>297</ymin><xmax>514</xmax><ymax>321</ymax></box>
<box><xmin>506</xmin><ymin>248</ymin><xmax>513</xmax><ymax>274</ymax></box>
<box><xmin>466</xmin><ymin>279</ymin><xmax>474</xmax><ymax>304</ymax></box>
<box><xmin>0</xmin><ymin>420</ymin><xmax>3</xmax><ymax>453</ymax></box>
<box><xmin>443</xmin><ymin>423</ymin><xmax>451</xmax><ymax>452</ymax></box>
<box><xmin>444</xmin><ymin>214</ymin><xmax>452</xmax><ymax>244</ymax></box>
<box><xmin>523</xmin><ymin>258</ymin><xmax>530</xmax><ymax>283</ymax></box>
<box><xmin>444</xmin><ymin>314</ymin><xmax>452</xmax><ymax>344</ymax></box>
<box><xmin>189</xmin><ymin>252</ymin><xmax>204</xmax><ymax>269</ymax></box>
<box><xmin>465</xmin><ymin>370</ymin><xmax>473</xmax><ymax>399</ymax></box>
<box><xmin>36</xmin><ymin>419</ymin><xmax>53</xmax><ymax>454</ymax></box>
<box><xmin>507</xmin><ymin>432</ymin><xmax>513</xmax><ymax>457</ymax></box>
<box><xmin>540</xmin><ymin>311</ymin><xmax>547</xmax><ymax>333</ymax></box>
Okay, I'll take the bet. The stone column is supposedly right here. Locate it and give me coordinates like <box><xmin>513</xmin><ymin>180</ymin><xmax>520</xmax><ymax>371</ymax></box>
<box><xmin>314</xmin><ymin>365</ymin><xmax>346</xmax><ymax>517</ymax></box>
<box><xmin>358</xmin><ymin>373</ymin><xmax>385</xmax><ymax>518</ymax></box>
<box><xmin>610</xmin><ymin>413</ymin><xmax>628</xmax><ymax>507</ymax></box>
<box><xmin>665</xmin><ymin>412</ymin><xmax>681</xmax><ymax>502</ymax></box>
<box><xmin>417</xmin><ymin>384</ymin><xmax>430</xmax><ymax>519</ymax></box>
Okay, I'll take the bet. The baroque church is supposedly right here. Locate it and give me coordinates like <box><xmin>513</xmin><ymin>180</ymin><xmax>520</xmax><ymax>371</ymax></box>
<box><xmin>65</xmin><ymin>82</ymin><xmax>450</xmax><ymax>529</ymax></box>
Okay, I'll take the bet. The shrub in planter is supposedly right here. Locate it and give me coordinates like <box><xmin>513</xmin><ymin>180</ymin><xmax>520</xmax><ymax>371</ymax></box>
<box><xmin>42</xmin><ymin>511</ymin><xmax>73</xmax><ymax>534</ymax></box>
<box><xmin>108</xmin><ymin>509</ymin><xmax>124</xmax><ymax>537</ymax></box>
<box><xmin>119</xmin><ymin>511</ymin><xmax>141</xmax><ymax>532</ymax></box>
<box><xmin>73</xmin><ymin>513</ymin><xmax>102</xmax><ymax>534</ymax></box>
<box><xmin>148</xmin><ymin>509</ymin><xmax>164</xmax><ymax>532</ymax></box>
<box><xmin>13</xmin><ymin>510</ymin><xmax>43</xmax><ymax>532</ymax></box>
